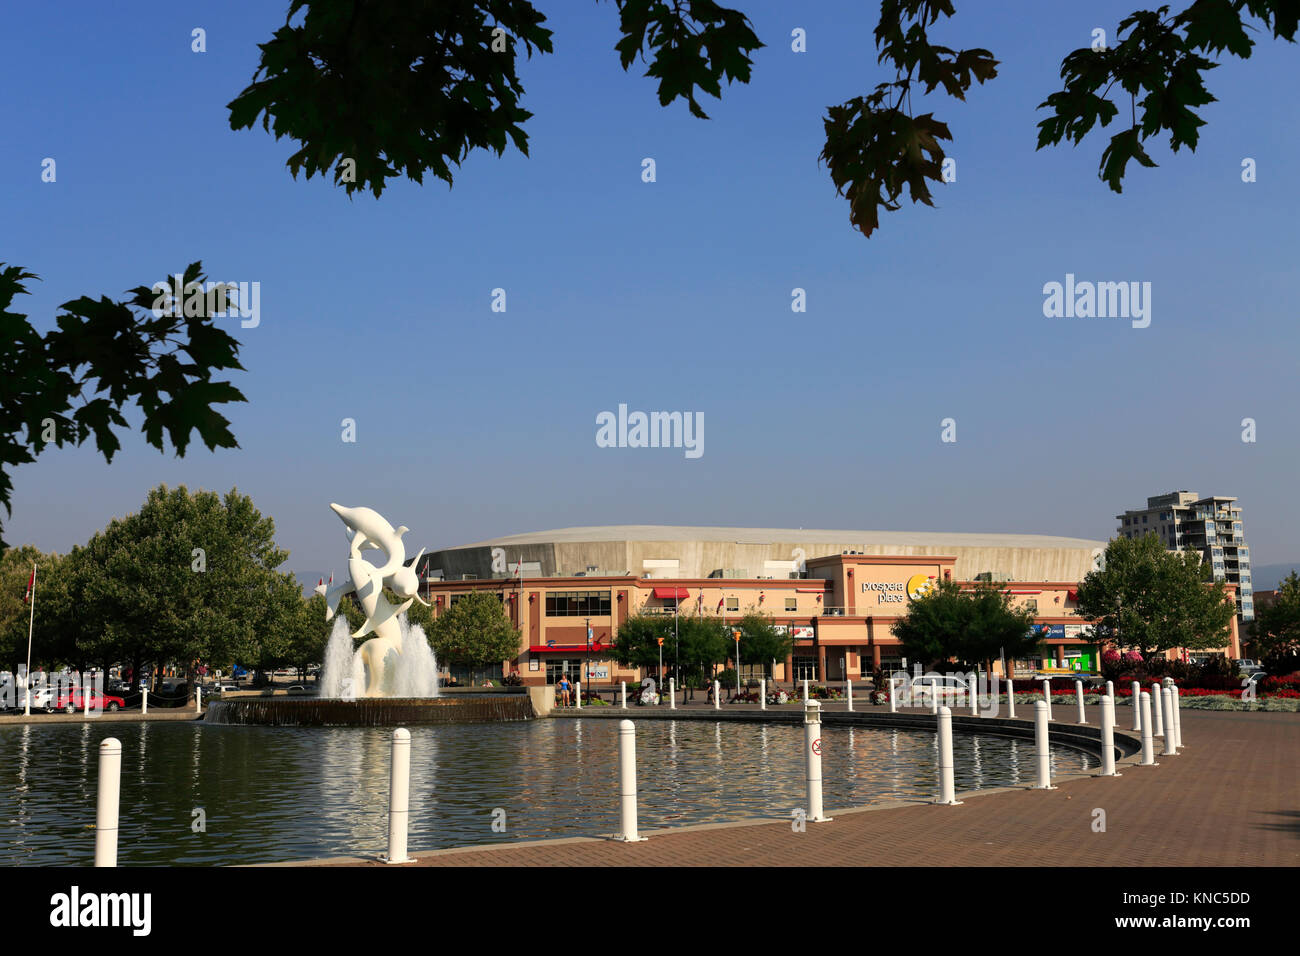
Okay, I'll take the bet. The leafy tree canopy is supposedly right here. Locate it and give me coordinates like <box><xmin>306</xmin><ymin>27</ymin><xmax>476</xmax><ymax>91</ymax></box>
<box><xmin>1250</xmin><ymin>569</ymin><xmax>1300</xmax><ymax>660</ymax></box>
<box><xmin>34</xmin><ymin>485</ymin><xmax>303</xmax><ymax>678</ymax></box>
<box><xmin>427</xmin><ymin>591</ymin><xmax>520</xmax><ymax>667</ymax></box>
<box><xmin>1074</xmin><ymin>533</ymin><xmax>1238</xmax><ymax>657</ymax></box>
<box><xmin>890</xmin><ymin>579</ymin><xmax>1038</xmax><ymax>670</ymax></box>
<box><xmin>0</xmin><ymin>263</ymin><xmax>246</xmax><ymax>549</ymax></box>
<box><xmin>230</xmin><ymin>0</ymin><xmax>1296</xmax><ymax>236</ymax></box>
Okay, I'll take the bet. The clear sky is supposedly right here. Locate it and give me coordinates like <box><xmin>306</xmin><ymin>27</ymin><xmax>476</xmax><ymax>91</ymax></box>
<box><xmin>2</xmin><ymin>0</ymin><xmax>1297</xmax><ymax>576</ymax></box>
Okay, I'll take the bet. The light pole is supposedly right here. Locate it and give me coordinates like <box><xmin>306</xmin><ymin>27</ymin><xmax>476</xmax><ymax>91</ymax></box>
<box><xmin>585</xmin><ymin>617</ymin><xmax>591</xmax><ymax>702</ymax></box>
<box><xmin>673</xmin><ymin>597</ymin><xmax>679</xmax><ymax>706</ymax></box>
<box><xmin>733</xmin><ymin>629</ymin><xmax>741</xmax><ymax>700</ymax></box>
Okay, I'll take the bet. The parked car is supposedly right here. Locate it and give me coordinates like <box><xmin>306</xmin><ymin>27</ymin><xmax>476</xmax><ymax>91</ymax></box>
<box><xmin>906</xmin><ymin>675</ymin><xmax>970</xmax><ymax>702</ymax></box>
<box><xmin>1234</xmin><ymin>659</ymin><xmax>1263</xmax><ymax>675</ymax></box>
<box><xmin>55</xmin><ymin>690</ymin><xmax>125</xmax><ymax>713</ymax></box>
<box><xmin>208</xmin><ymin>682</ymin><xmax>240</xmax><ymax>693</ymax></box>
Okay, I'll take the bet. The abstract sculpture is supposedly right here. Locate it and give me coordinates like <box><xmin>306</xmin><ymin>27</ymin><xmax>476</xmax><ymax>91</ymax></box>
<box><xmin>316</xmin><ymin>503</ymin><xmax>428</xmax><ymax>697</ymax></box>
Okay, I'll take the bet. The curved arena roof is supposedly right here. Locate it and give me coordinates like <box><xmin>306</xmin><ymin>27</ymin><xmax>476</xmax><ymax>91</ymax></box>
<box><xmin>427</xmin><ymin>525</ymin><xmax>1106</xmax><ymax>584</ymax></box>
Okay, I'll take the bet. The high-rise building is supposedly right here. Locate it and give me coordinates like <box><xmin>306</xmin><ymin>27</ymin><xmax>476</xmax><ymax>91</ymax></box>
<box><xmin>1116</xmin><ymin>491</ymin><xmax>1253</xmax><ymax>621</ymax></box>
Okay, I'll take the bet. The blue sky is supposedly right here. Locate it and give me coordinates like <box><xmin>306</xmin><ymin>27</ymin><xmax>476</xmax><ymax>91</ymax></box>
<box><xmin>2</xmin><ymin>0</ymin><xmax>1297</xmax><ymax>576</ymax></box>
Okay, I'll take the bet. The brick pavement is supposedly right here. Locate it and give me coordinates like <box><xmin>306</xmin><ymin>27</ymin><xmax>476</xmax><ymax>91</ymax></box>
<box><xmin>300</xmin><ymin>703</ymin><xmax>1300</xmax><ymax>868</ymax></box>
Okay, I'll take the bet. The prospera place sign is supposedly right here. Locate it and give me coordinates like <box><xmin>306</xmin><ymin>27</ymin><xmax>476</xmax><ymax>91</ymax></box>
<box><xmin>861</xmin><ymin>573</ymin><xmax>937</xmax><ymax>604</ymax></box>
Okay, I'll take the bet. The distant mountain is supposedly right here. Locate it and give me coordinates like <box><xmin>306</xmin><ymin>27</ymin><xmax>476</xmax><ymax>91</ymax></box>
<box><xmin>1250</xmin><ymin>564</ymin><xmax>1300</xmax><ymax>592</ymax></box>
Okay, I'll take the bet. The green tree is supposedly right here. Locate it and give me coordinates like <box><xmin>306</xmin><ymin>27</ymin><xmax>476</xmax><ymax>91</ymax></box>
<box><xmin>890</xmin><ymin>579</ymin><xmax>1038</xmax><ymax>671</ymax></box>
<box><xmin>0</xmin><ymin>545</ymin><xmax>61</xmax><ymax>668</ymax></box>
<box><xmin>1074</xmin><ymin>534</ymin><xmax>1238</xmax><ymax>659</ymax></box>
<box><xmin>0</xmin><ymin>263</ymin><xmax>246</xmax><ymax>548</ymax></box>
<box><xmin>609</xmin><ymin>613</ymin><xmax>672</xmax><ymax>674</ymax></box>
<box><xmin>731</xmin><ymin>611</ymin><xmax>793</xmax><ymax>678</ymax></box>
<box><xmin>427</xmin><ymin>592</ymin><xmax>520</xmax><ymax>669</ymax></box>
<box><xmin>42</xmin><ymin>485</ymin><xmax>298</xmax><ymax>688</ymax></box>
<box><xmin>230</xmin><ymin>1</ymin><xmax>1296</xmax><ymax>238</ymax></box>
<box><xmin>1249</xmin><ymin>570</ymin><xmax>1300</xmax><ymax>660</ymax></box>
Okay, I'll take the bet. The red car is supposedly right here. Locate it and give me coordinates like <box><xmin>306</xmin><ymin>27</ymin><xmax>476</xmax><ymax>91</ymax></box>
<box><xmin>54</xmin><ymin>689</ymin><xmax>125</xmax><ymax>713</ymax></box>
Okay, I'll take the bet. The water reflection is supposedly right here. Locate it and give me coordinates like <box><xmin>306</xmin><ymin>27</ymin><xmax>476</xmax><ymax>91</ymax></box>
<box><xmin>0</xmin><ymin>720</ymin><xmax>1095</xmax><ymax>866</ymax></box>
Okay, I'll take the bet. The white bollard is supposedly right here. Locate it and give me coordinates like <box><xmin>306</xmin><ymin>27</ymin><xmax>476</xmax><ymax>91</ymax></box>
<box><xmin>621</xmin><ymin>681</ymin><xmax>627</xmax><ymax>709</ymax></box>
<box><xmin>1131</xmin><ymin>680</ymin><xmax>1141</xmax><ymax>731</ymax></box>
<box><xmin>575</xmin><ymin>680</ymin><xmax>582</xmax><ymax>710</ymax></box>
<box><xmin>713</xmin><ymin>680</ymin><xmax>720</xmax><ymax>710</ymax></box>
<box><xmin>1139</xmin><ymin>692</ymin><xmax>1156</xmax><ymax>765</ymax></box>
<box><xmin>847</xmin><ymin>678</ymin><xmax>854</xmax><ymax>712</ymax></box>
<box><xmin>94</xmin><ymin>737</ymin><xmax>122</xmax><ymax>867</ymax></box>
<box><xmin>1042</xmin><ymin>679</ymin><xmax>1053</xmax><ymax>720</ymax></box>
<box><xmin>195</xmin><ymin>685</ymin><xmax>202</xmax><ymax>715</ymax></box>
<box><xmin>936</xmin><ymin>706</ymin><xmax>961</xmax><ymax>805</ymax></box>
<box><xmin>1150</xmin><ymin>681</ymin><xmax>1163</xmax><ymax>737</ymax></box>
<box><xmin>1033</xmin><ymin>701</ymin><xmax>1055</xmax><ymax>789</ymax></box>
<box><xmin>141</xmin><ymin>685</ymin><xmax>147</xmax><ymax>715</ymax></box>
<box><xmin>1099</xmin><ymin>695</ymin><xmax>1120</xmax><ymax>776</ymax></box>
<box><xmin>669</xmin><ymin>678</ymin><xmax>676</xmax><ymax>710</ymax></box>
<box><xmin>1172</xmin><ymin>686</ymin><xmax>1183</xmax><ymax>749</ymax></box>
<box><xmin>802</xmin><ymin>679</ymin><xmax>809</xmax><ymax>703</ymax></box>
<box><xmin>614</xmin><ymin>719</ymin><xmax>646</xmax><ymax>841</ymax></box>
<box><xmin>804</xmin><ymin>699</ymin><xmax>830</xmax><ymax>822</ymax></box>
<box><xmin>969</xmin><ymin>673</ymin><xmax>979</xmax><ymax>717</ymax></box>
<box><xmin>1170</xmin><ymin>686</ymin><xmax>1180</xmax><ymax>754</ymax></box>
<box><xmin>1075</xmin><ymin>679</ymin><xmax>1086</xmax><ymax>724</ymax></box>
<box><xmin>385</xmin><ymin>727</ymin><xmax>412</xmax><ymax>863</ymax></box>
<box><xmin>888</xmin><ymin>676</ymin><xmax>898</xmax><ymax>713</ymax></box>
<box><xmin>929</xmin><ymin>679</ymin><xmax>939</xmax><ymax>715</ymax></box>
<box><xmin>1006</xmin><ymin>676</ymin><xmax>1015</xmax><ymax>719</ymax></box>
<box><xmin>760</xmin><ymin>678</ymin><xmax>766</xmax><ymax>711</ymax></box>
<box><xmin>1106</xmin><ymin>680</ymin><xmax>1114</xmax><ymax>700</ymax></box>
<box><xmin>84</xmin><ymin>676</ymin><xmax>91</xmax><ymax>717</ymax></box>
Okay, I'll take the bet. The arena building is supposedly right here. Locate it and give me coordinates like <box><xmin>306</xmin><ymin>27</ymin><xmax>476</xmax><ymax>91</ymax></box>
<box><xmin>415</xmin><ymin>526</ymin><xmax>1241</xmax><ymax>687</ymax></box>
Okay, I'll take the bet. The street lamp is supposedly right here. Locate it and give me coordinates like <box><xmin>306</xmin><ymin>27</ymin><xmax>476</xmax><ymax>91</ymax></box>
<box><xmin>585</xmin><ymin>617</ymin><xmax>591</xmax><ymax>702</ymax></box>
<box><xmin>733</xmin><ymin>628</ymin><xmax>741</xmax><ymax>699</ymax></box>
<box><xmin>673</xmin><ymin>596</ymin><xmax>679</xmax><ymax>707</ymax></box>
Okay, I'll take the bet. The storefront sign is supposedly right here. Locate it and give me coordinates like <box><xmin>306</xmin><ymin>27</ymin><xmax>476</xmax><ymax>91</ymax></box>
<box><xmin>586</xmin><ymin>664</ymin><xmax>610</xmax><ymax>680</ymax></box>
<box><xmin>792</xmin><ymin>626</ymin><xmax>814</xmax><ymax>639</ymax></box>
<box><xmin>861</xmin><ymin>574</ymin><xmax>937</xmax><ymax>604</ymax></box>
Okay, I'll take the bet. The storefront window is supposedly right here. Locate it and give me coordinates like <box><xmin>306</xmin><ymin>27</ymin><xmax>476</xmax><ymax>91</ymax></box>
<box><xmin>545</xmin><ymin>590</ymin><xmax>612</xmax><ymax>617</ymax></box>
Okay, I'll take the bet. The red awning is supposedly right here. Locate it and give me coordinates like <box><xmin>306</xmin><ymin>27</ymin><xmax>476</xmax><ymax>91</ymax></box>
<box><xmin>651</xmin><ymin>587</ymin><xmax>689</xmax><ymax>599</ymax></box>
<box><xmin>1067</xmin><ymin>588</ymin><xmax>1079</xmax><ymax>601</ymax></box>
<box><xmin>795</xmin><ymin>587</ymin><xmax>824</xmax><ymax>593</ymax></box>
<box><xmin>529</xmin><ymin>644</ymin><xmax>606</xmax><ymax>654</ymax></box>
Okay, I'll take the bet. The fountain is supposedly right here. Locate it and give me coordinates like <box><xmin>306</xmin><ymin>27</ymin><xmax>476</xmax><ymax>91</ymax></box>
<box><xmin>206</xmin><ymin>504</ymin><xmax>534</xmax><ymax>726</ymax></box>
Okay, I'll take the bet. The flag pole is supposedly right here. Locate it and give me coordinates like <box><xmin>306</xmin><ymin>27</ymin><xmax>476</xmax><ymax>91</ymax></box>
<box><xmin>24</xmin><ymin>564</ymin><xmax>36</xmax><ymax>716</ymax></box>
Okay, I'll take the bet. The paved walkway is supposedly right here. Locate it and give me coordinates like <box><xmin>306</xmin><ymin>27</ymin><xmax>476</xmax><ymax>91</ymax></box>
<box><xmin>304</xmin><ymin>705</ymin><xmax>1300</xmax><ymax>867</ymax></box>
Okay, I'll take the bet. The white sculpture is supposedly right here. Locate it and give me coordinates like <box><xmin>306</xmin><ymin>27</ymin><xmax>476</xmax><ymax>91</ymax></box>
<box><xmin>315</xmin><ymin>503</ymin><xmax>429</xmax><ymax>697</ymax></box>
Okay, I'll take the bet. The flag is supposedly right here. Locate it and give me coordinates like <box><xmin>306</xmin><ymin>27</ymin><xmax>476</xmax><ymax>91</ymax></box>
<box><xmin>23</xmin><ymin>567</ymin><xmax>34</xmax><ymax>604</ymax></box>
<box><xmin>717</xmin><ymin>598</ymin><xmax>724</xmax><ymax>611</ymax></box>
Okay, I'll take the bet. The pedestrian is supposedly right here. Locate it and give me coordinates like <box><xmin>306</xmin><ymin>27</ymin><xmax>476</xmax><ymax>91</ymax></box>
<box><xmin>557</xmin><ymin>674</ymin><xmax>571</xmax><ymax>707</ymax></box>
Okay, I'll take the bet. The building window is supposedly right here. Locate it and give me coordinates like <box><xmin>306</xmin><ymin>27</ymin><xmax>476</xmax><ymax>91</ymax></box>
<box><xmin>784</xmin><ymin>598</ymin><xmax>797</xmax><ymax>612</ymax></box>
<box><xmin>545</xmin><ymin>660</ymin><xmax>582</xmax><ymax>684</ymax></box>
<box><xmin>1025</xmin><ymin>600</ymin><xmax>1038</xmax><ymax>612</ymax></box>
<box><xmin>545</xmin><ymin>590</ymin><xmax>612</xmax><ymax>617</ymax></box>
<box><xmin>725</xmin><ymin>597</ymin><xmax>739</xmax><ymax>612</ymax></box>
